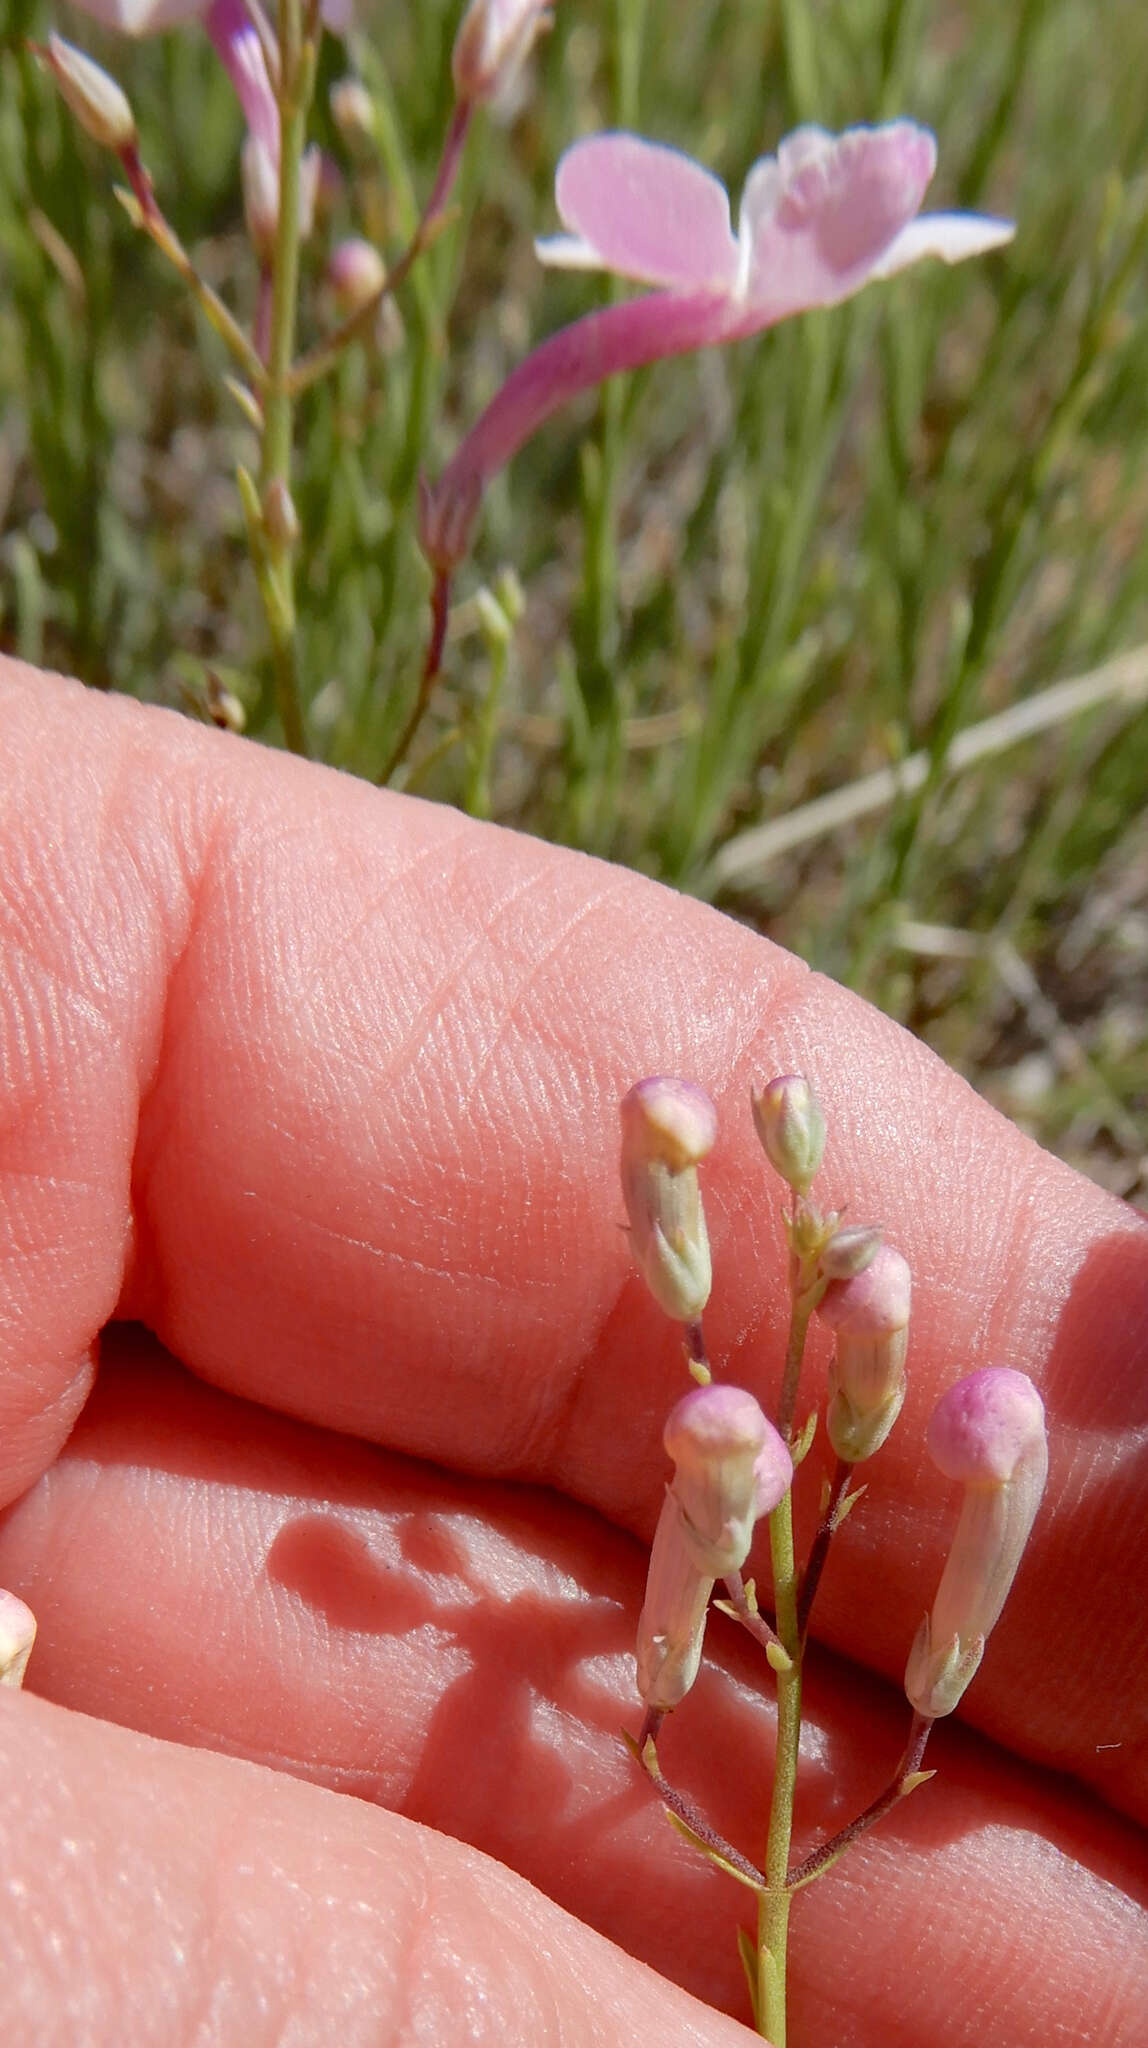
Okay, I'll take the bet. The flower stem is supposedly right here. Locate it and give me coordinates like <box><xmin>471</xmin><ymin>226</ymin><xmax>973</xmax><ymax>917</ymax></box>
<box><xmin>757</xmin><ymin>1485</ymin><xmax>801</xmax><ymax>2043</ymax></box>
<box><xmin>797</xmin><ymin>1454</ymin><xmax>851</xmax><ymax>1640</ymax></box>
<box><xmin>787</xmin><ymin>1712</ymin><xmax>934</xmax><ymax>1889</ymax></box>
<box><xmin>756</xmin><ymin>1229</ymin><xmax>822</xmax><ymax>2042</ymax></box>
<box><xmin>256</xmin><ymin>0</ymin><xmax>312</xmax><ymax>757</ymax></box>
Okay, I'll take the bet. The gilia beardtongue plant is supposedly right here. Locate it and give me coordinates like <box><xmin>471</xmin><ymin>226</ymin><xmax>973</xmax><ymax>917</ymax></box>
<box><xmin>620</xmin><ymin>1072</ymin><xmax>1048</xmax><ymax>2044</ymax></box>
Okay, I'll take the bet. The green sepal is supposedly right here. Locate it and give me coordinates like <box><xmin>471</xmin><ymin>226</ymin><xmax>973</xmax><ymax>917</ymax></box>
<box><xmin>790</xmin><ymin>1406</ymin><xmax>819</xmax><ymax>1466</ymax></box>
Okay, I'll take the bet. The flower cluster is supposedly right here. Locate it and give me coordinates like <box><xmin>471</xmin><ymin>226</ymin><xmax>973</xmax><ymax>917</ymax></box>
<box><xmin>619</xmin><ymin>1069</ymin><xmax>1048</xmax><ymax>2037</ymax></box>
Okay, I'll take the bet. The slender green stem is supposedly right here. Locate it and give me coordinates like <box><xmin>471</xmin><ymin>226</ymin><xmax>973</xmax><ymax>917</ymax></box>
<box><xmin>756</xmin><ymin>1228</ymin><xmax>822</xmax><ymax>2041</ymax></box>
<box><xmin>116</xmin><ymin>149</ymin><xmax>266</xmax><ymax>391</ymax></box>
<box><xmin>758</xmin><ymin>1488</ymin><xmax>801</xmax><ymax>2044</ymax></box>
<box><xmin>256</xmin><ymin>0</ymin><xmax>313</xmax><ymax>757</ymax></box>
<box><xmin>465</xmin><ymin>628</ymin><xmax>508</xmax><ymax>819</ymax></box>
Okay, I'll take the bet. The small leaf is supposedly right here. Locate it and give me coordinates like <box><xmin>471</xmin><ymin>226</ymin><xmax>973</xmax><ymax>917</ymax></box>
<box><xmin>736</xmin><ymin>1926</ymin><xmax>760</xmax><ymax>2025</ymax></box>
<box><xmin>834</xmin><ymin>1482</ymin><xmax>868</xmax><ymax>1528</ymax></box>
<box><xmin>899</xmin><ymin>1768</ymin><xmax>937</xmax><ymax>1797</ymax></box>
<box><xmin>791</xmin><ymin>1407</ymin><xmax>819</xmax><ymax>1466</ymax></box>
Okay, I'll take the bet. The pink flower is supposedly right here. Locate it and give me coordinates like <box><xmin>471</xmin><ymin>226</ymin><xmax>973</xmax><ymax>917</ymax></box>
<box><xmin>420</xmin><ymin>120</ymin><xmax>1013</xmax><ymax>574</ymax></box>
<box><xmin>619</xmin><ymin>1077</ymin><xmax>717</xmax><ymax>1323</ymax></box>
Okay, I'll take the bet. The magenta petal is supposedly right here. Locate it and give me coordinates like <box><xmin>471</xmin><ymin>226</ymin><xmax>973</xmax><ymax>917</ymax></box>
<box><xmin>205</xmin><ymin>0</ymin><xmax>279</xmax><ymax>161</ymax></box>
<box><xmin>554</xmin><ymin>132</ymin><xmax>740</xmax><ymax>291</ymax></box>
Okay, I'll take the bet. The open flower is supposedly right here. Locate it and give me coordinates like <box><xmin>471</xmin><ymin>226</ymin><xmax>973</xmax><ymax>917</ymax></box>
<box><xmin>420</xmin><ymin>120</ymin><xmax>1013</xmax><ymax>574</ymax></box>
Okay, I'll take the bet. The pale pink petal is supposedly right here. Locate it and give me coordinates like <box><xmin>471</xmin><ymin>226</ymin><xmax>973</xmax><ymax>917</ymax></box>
<box><xmin>743</xmin><ymin>120</ymin><xmax>938</xmax><ymax>310</ymax></box>
<box><xmin>534</xmin><ymin>233</ymin><xmax>609</xmax><ymax>271</ymax></box>
<box><xmin>552</xmin><ymin>133</ymin><xmax>739</xmax><ymax>291</ymax></box>
<box><xmin>67</xmin><ymin>0</ymin><xmax>207</xmax><ymax>27</ymax></box>
<box><xmin>871</xmin><ymin>210</ymin><xmax>1016</xmax><ymax>278</ymax></box>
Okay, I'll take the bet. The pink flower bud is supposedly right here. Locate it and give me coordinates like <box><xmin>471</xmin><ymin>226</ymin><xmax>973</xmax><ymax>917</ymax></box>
<box><xmin>451</xmin><ymin>0</ymin><xmax>552</xmax><ymax>109</ymax></box>
<box><xmin>751</xmin><ymin>1074</ymin><xmax>826</xmax><ymax>1195</ymax></box>
<box><xmin>0</xmin><ymin>1591</ymin><xmax>36</xmax><ymax>1690</ymax></box>
<box><xmin>326</xmin><ymin>236</ymin><xmax>387</xmax><ymax>316</ymax></box>
<box><xmin>905</xmin><ymin>1368</ymin><xmax>1047</xmax><ymax>1719</ymax></box>
<box><xmin>41</xmin><ymin>34</ymin><xmax>137</xmax><ymax>152</ymax></box>
<box><xmin>637</xmin><ymin>1386</ymin><xmax>790</xmax><ymax>1711</ymax></box>
<box><xmin>619</xmin><ymin>1078</ymin><xmax>717</xmax><ymax>1322</ymax></box>
<box><xmin>818</xmin><ymin>1242</ymin><xmax>911</xmax><ymax>1462</ymax></box>
<box><xmin>665</xmin><ymin>1385</ymin><xmax>790</xmax><ymax>1575</ymax></box>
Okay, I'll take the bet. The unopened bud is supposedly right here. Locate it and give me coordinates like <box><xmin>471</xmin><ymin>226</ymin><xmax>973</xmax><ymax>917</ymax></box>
<box><xmin>665</xmin><ymin>1385</ymin><xmax>790</xmax><ymax>1576</ymax></box>
<box><xmin>818</xmin><ymin>1242</ymin><xmax>911</xmax><ymax>1462</ymax></box>
<box><xmin>751</xmin><ymin>1074</ymin><xmax>826</xmax><ymax>1196</ymax></box>
<box><xmin>330</xmin><ymin>77</ymin><xmax>376</xmax><ymax>148</ymax></box>
<box><xmin>42</xmin><ymin>35</ymin><xmax>136</xmax><ymax>153</ymax></box>
<box><xmin>326</xmin><ymin>236</ymin><xmax>387</xmax><ymax>316</ymax></box>
<box><xmin>819</xmin><ymin>1223</ymin><xmax>883</xmax><ymax>1281</ymax></box>
<box><xmin>298</xmin><ymin>146</ymin><xmax>322</xmax><ymax>243</ymax></box>
<box><xmin>637</xmin><ymin>1386</ymin><xmax>790</xmax><ymax>1711</ymax></box>
<box><xmin>905</xmin><ymin>1368</ymin><xmax>1047</xmax><ymax>1719</ymax></box>
<box><xmin>0</xmin><ymin>1591</ymin><xmax>36</xmax><ymax>1690</ymax></box>
<box><xmin>242</xmin><ymin>134</ymin><xmax>279</xmax><ymax>264</ymax></box>
<box><xmin>451</xmin><ymin>0</ymin><xmax>553</xmax><ymax>108</ymax></box>
<box><xmin>619</xmin><ymin>1078</ymin><xmax>717</xmax><ymax>1322</ymax></box>
<box><xmin>263</xmin><ymin>478</ymin><xmax>300</xmax><ymax>548</ymax></box>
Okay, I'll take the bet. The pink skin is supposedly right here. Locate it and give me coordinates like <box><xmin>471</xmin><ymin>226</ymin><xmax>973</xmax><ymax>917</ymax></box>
<box><xmin>0</xmin><ymin>657</ymin><xmax>1146</xmax><ymax>2042</ymax></box>
<box><xmin>421</xmin><ymin>122</ymin><xmax>1015</xmax><ymax>571</ymax></box>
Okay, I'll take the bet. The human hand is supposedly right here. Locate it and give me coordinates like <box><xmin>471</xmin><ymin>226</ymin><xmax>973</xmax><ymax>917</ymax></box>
<box><xmin>0</xmin><ymin>657</ymin><xmax>1144</xmax><ymax>2044</ymax></box>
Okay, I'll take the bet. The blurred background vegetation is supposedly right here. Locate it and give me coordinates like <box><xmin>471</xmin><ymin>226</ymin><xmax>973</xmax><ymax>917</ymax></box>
<box><xmin>1</xmin><ymin>0</ymin><xmax>1146</xmax><ymax>1205</ymax></box>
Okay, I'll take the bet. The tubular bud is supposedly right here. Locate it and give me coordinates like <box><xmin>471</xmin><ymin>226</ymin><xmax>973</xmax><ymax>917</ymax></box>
<box><xmin>241</xmin><ymin>133</ymin><xmax>279</xmax><ymax>264</ymax></box>
<box><xmin>41</xmin><ymin>35</ymin><xmax>137</xmax><ymax>152</ymax></box>
<box><xmin>751</xmin><ymin>1074</ymin><xmax>826</xmax><ymax>1195</ymax></box>
<box><xmin>0</xmin><ymin>1591</ymin><xmax>36</xmax><ymax>1690</ymax></box>
<box><xmin>451</xmin><ymin>0</ymin><xmax>552</xmax><ymax>109</ymax></box>
<box><xmin>619</xmin><ymin>1078</ymin><xmax>717</xmax><ymax>1322</ymax></box>
<box><xmin>326</xmin><ymin>236</ymin><xmax>387</xmax><ymax>316</ymax></box>
<box><xmin>818</xmin><ymin>1242</ymin><xmax>911</xmax><ymax>1462</ymax></box>
<box><xmin>637</xmin><ymin>1386</ymin><xmax>790</xmax><ymax>1711</ymax></box>
<box><xmin>905</xmin><ymin>1367</ymin><xmax>1048</xmax><ymax>1719</ymax></box>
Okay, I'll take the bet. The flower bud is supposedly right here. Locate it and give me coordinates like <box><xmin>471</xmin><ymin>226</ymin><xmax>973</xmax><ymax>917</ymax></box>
<box><xmin>242</xmin><ymin>133</ymin><xmax>279</xmax><ymax>265</ymax></box>
<box><xmin>451</xmin><ymin>0</ymin><xmax>553</xmax><ymax>108</ymax></box>
<box><xmin>905</xmin><ymin>1367</ymin><xmax>1047</xmax><ymax>1720</ymax></box>
<box><xmin>0</xmin><ymin>1591</ymin><xmax>36</xmax><ymax>1690</ymax></box>
<box><xmin>819</xmin><ymin>1223</ymin><xmax>883</xmax><ymax>1281</ymax></box>
<box><xmin>637</xmin><ymin>1385</ymin><xmax>790</xmax><ymax>1711</ymax></box>
<box><xmin>665</xmin><ymin>1385</ymin><xmax>789</xmax><ymax>1575</ymax></box>
<box><xmin>326</xmin><ymin>236</ymin><xmax>387</xmax><ymax>316</ymax></box>
<box><xmin>619</xmin><ymin>1078</ymin><xmax>717</xmax><ymax>1322</ymax></box>
<box><xmin>41</xmin><ymin>35</ymin><xmax>137</xmax><ymax>153</ymax></box>
<box><xmin>751</xmin><ymin>1074</ymin><xmax>826</xmax><ymax>1196</ymax></box>
<box><xmin>263</xmin><ymin>478</ymin><xmax>300</xmax><ymax>548</ymax></box>
<box><xmin>329</xmin><ymin>77</ymin><xmax>375</xmax><ymax>148</ymax></box>
<box><xmin>818</xmin><ymin>1242</ymin><xmax>911</xmax><ymax>1462</ymax></box>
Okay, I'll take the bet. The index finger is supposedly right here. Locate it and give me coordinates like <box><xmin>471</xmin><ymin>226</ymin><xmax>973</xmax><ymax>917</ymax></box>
<box><xmin>1</xmin><ymin>657</ymin><xmax>1145</xmax><ymax>1819</ymax></box>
